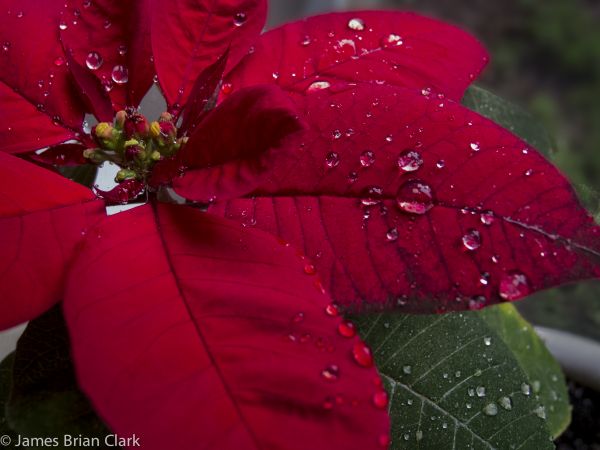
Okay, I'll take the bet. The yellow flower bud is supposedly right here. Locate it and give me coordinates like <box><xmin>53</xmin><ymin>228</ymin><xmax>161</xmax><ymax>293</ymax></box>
<box><xmin>95</xmin><ymin>122</ymin><xmax>113</xmax><ymax>139</ymax></box>
<box><xmin>150</xmin><ymin>121</ymin><xmax>161</xmax><ymax>138</ymax></box>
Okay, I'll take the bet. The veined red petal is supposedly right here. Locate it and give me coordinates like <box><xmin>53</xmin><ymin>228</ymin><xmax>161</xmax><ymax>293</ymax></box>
<box><xmin>151</xmin><ymin>0</ymin><xmax>267</xmax><ymax>107</ymax></box>
<box><xmin>94</xmin><ymin>179</ymin><xmax>145</xmax><ymax>205</ymax></box>
<box><xmin>0</xmin><ymin>81</ymin><xmax>78</xmax><ymax>154</ymax></box>
<box><xmin>166</xmin><ymin>85</ymin><xmax>303</xmax><ymax>203</ymax></box>
<box><xmin>209</xmin><ymin>85</ymin><xmax>600</xmax><ymax>312</ymax></box>
<box><xmin>0</xmin><ymin>1</ymin><xmax>86</xmax><ymax>133</ymax></box>
<box><xmin>64</xmin><ymin>203</ymin><xmax>389</xmax><ymax>450</ymax></box>
<box><xmin>227</xmin><ymin>11</ymin><xmax>489</xmax><ymax>101</ymax></box>
<box><xmin>0</xmin><ymin>152</ymin><xmax>105</xmax><ymax>330</ymax></box>
<box><xmin>59</xmin><ymin>0</ymin><xmax>155</xmax><ymax>109</ymax></box>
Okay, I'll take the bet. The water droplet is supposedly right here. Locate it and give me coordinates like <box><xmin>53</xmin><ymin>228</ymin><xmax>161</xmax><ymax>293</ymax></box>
<box><xmin>2</xmin><ymin>42</ymin><xmax>10</xmax><ymax>52</ymax></box>
<box><xmin>436</xmin><ymin>159</ymin><xmax>445</xmax><ymax>169</ymax></box>
<box><xmin>325</xmin><ymin>303</ymin><xmax>339</xmax><ymax>317</ymax></box>
<box><xmin>338</xmin><ymin>321</ymin><xmax>356</xmax><ymax>338</ymax></box>
<box><xmin>347</xmin><ymin>18</ymin><xmax>365</xmax><ymax>31</ymax></box>
<box><xmin>397</xmin><ymin>149</ymin><xmax>423</xmax><ymax>172</ymax></box>
<box><xmin>479</xmin><ymin>272</ymin><xmax>490</xmax><ymax>285</ymax></box>
<box><xmin>352</xmin><ymin>341</ymin><xmax>374</xmax><ymax>367</ymax></box>
<box><xmin>483</xmin><ymin>337</ymin><xmax>492</xmax><ymax>346</ymax></box>
<box><xmin>321</xmin><ymin>364</ymin><xmax>340</xmax><ymax>381</ymax></box>
<box><xmin>521</xmin><ymin>383</ymin><xmax>531</xmax><ymax>396</ymax></box>
<box><xmin>462</xmin><ymin>229</ymin><xmax>481</xmax><ymax>251</ymax></box>
<box><xmin>101</xmin><ymin>78</ymin><xmax>114</xmax><ymax>92</ymax></box>
<box><xmin>476</xmin><ymin>386</ymin><xmax>486</xmax><ymax>397</ymax></box>
<box><xmin>386</xmin><ymin>227</ymin><xmax>398</xmax><ymax>242</ymax></box>
<box><xmin>372</xmin><ymin>390</ymin><xmax>388</xmax><ymax>409</ymax></box>
<box><xmin>499</xmin><ymin>271</ymin><xmax>530</xmax><ymax>301</ymax></box>
<box><xmin>378</xmin><ymin>434</ymin><xmax>390</xmax><ymax>447</ymax></box>
<box><xmin>233</xmin><ymin>12</ymin><xmax>247</xmax><ymax>26</ymax></box>
<box><xmin>325</xmin><ymin>151</ymin><xmax>340</xmax><ymax>168</ymax></box>
<box><xmin>396</xmin><ymin>179</ymin><xmax>434</xmax><ymax>215</ymax></box>
<box><xmin>470</xmin><ymin>142</ymin><xmax>480</xmax><ymax>152</ymax></box>
<box><xmin>153</xmin><ymin>74</ymin><xmax>159</xmax><ymax>83</ymax></box>
<box><xmin>468</xmin><ymin>296</ymin><xmax>487</xmax><ymax>310</ymax></box>
<box><xmin>361</xmin><ymin>186</ymin><xmax>384</xmax><ymax>206</ymax></box>
<box><xmin>455</xmin><ymin>371</ymin><xmax>461</xmax><ymax>378</ymax></box>
<box><xmin>534</xmin><ymin>405</ymin><xmax>546</xmax><ymax>419</ymax></box>
<box><xmin>483</xmin><ymin>403</ymin><xmax>498</xmax><ymax>416</ymax></box>
<box><xmin>499</xmin><ymin>396</ymin><xmax>512</xmax><ymax>410</ymax></box>
<box><xmin>385</xmin><ymin>134</ymin><xmax>393</xmax><ymax>143</ymax></box>
<box><xmin>103</xmin><ymin>19</ymin><xmax>112</xmax><ymax>29</ymax></box>
<box><xmin>292</xmin><ymin>312</ymin><xmax>304</xmax><ymax>323</ymax></box>
<box><xmin>306</xmin><ymin>81</ymin><xmax>331</xmax><ymax>93</ymax></box>
<box><xmin>402</xmin><ymin>365</ymin><xmax>412</xmax><ymax>375</ymax></box>
<box><xmin>85</xmin><ymin>51</ymin><xmax>103</xmax><ymax>70</ymax></box>
<box><xmin>468</xmin><ymin>388</ymin><xmax>475</xmax><ymax>397</ymax></box>
<box><xmin>416</xmin><ymin>430</ymin><xmax>423</xmax><ymax>441</ymax></box>
<box><xmin>303</xmin><ymin>263</ymin><xmax>316</xmax><ymax>275</ymax></box>
<box><xmin>117</xmin><ymin>44</ymin><xmax>127</xmax><ymax>56</ymax></box>
<box><xmin>524</xmin><ymin>169</ymin><xmax>533</xmax><ymax>176</ymax></box>
<box><xmin>54</xmin><ymin>56</ymin><xmax>65</xmax><ymax>66</ymax></box>
<box><xmin>221</xmin><ymin>82</ymin><xmax>233</xmax><ymax>95</ymax></box>
<box><xmin>381</xmin><ymin>33</ymin><xmax>403</xmax><ymax>47</ymax></box>
<box><xmin>480</xmin><ymin>211</ymin><xmax>495</xmax><ymax>226</ymax></box>
<box><xmin>83</xmin><ymin>0</ymin><xmax>92</xmax><ymax>7</ymax></box>
<box><xmin>59</xmin><ymin>20</ymin><xmax>68</xmax><ymax>30</ymax></box>
<box><xmin>111</xmin><ymin>65</ymin><xmax>128</xmax><ymax>84</ymax></box>
<box><xmin>360</xmin><ymin>150</ymin><xmax>375</xmax><ymax>167</ymax></box>
<box><xmin>300</xmin><ymin>35</ymin><xmax>311</xmax><ymax>46</ymax></box>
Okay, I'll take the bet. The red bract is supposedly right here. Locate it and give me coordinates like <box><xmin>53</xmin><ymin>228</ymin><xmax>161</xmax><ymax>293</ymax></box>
<box><xmin>0</xmin><ymin>0</ymin><xmax>599</xmax><ymax>448</ymax></box>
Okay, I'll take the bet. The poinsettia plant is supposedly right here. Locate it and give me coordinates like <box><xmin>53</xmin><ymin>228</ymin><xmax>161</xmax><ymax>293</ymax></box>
<box><xmin>1</xmin><ymin>0</ymin><xmax>599</xmax><ymax>449</ymax></box>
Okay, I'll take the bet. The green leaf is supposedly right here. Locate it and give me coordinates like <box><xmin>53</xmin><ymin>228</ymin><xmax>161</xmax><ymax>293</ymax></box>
<box><xmin>6</xmin><ymin>306</ymin><xmax>110</xmax><ymax>440</ymax></box>
<box><xmin>0</xmin><ymin>352</ymin><xmax>16</xmax><ymax>436</ymax></box>
<box><xmin>462</xmin><ymin>85</ymin><xmax>555</xmax><ymax>158</ymax></box>
<box><xmin>479</xmin><ymin>304</ymin><xmax>571</xmax><ymax>438</ymax></box>
<box><xmin>58</xmin><ymin>165</ymin><xmax>98</xmax><ymax>188</ymax></box>
<box><xmin>353</xmin><ymin>306</ymin><xmax>560</xmax><ymax>449</ymax></box>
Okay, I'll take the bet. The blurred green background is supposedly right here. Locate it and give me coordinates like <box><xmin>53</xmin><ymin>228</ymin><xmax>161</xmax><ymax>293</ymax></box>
<box><xmin>270</xmin><ymin>0</ymin><xmax>600</xmax><ymax>341</ymax></box>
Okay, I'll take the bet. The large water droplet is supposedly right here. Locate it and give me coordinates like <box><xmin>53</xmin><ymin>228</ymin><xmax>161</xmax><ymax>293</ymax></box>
<box><xmin>397</xmin><ymin>150</ymin><xmax>423</xmax><ymax>172</ymax></box>
<box><xmin>58</xmin><ymin>20</ymin><xmax>68</xmax><ymax>30</ymax></box>
<box><xmin>499</xmin><ymin>396</ymin><xmax>513</xmax><ymax>410</ymax></box>
<box><xmin>483</xmin><ymin>403</ymin><xmax>498</xmax><ymax>416</ymax></box>
<box><xmin>462</xmin><ymin>229</ymin><xmax>481</xmax><ymax>251</ymax></box>
<box><xmin>476</xmin><ymin>386</ymin><xmax>486</xmax><ymax>397</ymax></box>
<box><xmin>402</xmin><ymin>365</ymin><xmax>412</xmax><ymax>375</ymax></box>
<box><xmin>483</xmin><ymin>336</ymin><xmax>492</xmax><ymax>346</ymax></box>
<box><xmin>470</xmin><ymin>142</ymin><xmax>481</xmax><ymax>152</ymax></box>
<box><xmin>338</xmin><ymin>321</ymin><xmax>356</xmax><ymax>338</ymax></box>
<box><xmin>352</xmin><ymin>341</ymin><xmax>374</xmax><ymax>367</ymax></box>
<box><xmin>321</xmin><ymin>364</ymin><xmax>340</xmax><ymax>381</ymax></box>
<box><xmin>325</xmin><ymin>152</ymin><xmax>340</xmax><ymax>168</ymax></box>
<box><xmin>480</xmin><ymin>211</ymin><xmax>495</xmax><ymax>226</ymax></box>
<box><xmin>111</xmin><ymin>65</ymin><xmax>129</xmax><ymax>84</ymax></box>
<box><xmin>54</xmin><ymin>56</ymin><xmax>65</xmax><ymax>66</ymax></box>
<box><xmin>381</xmin><ymin>33</ymin><xmax>403</xmax><ymax>47</ymax></box>
<box><xmin>85</xmin><ymin>51</ymin><xmax>103</xmax><ymax>70</ymax></box>
<box><xmin>499</xmin><ymin>271</ymin><xmax>530</xmax><ymax>301</ymax></box>
<box><xmin>386</xmin><ymin>228</ymin><xmax>398</xmax><ymax>242</ymax></box>
<box><xmin>396</xmin><ymin>180</ymin><xmax>434</xmax><ymax>215</ymax></box>
<box><xmin>233</xmin><ymin>12</ymin><xmax>247</xmax><ymax>26</ymax></box>
<box><xmin>347</xmin><ymin>18</ymin><xmax>365</xmax><ymax>31</ymax></box>
<box><xmin>360</xmin><ymin>150</ymin><xmax>375</xmax><ymax>167</ymax></box>
<box><xmin>307</xmin><ymin>81</ymin><xmax>331</xmax><ymax>92</ymax></box>
<box><xmin>372</xmin><ymin>390</ymin><xmax>388</xmax><ymax>409</ymax></box>
<box><xmin>361</xmin><ymin>186</ymin><xmax>384</xmax><ymax>206</ymax></box>
<box><xmin>534</xmin><ymin>405</ymin><xmax>546</xmax><ymax>420</ymax></box>
<box><xmin>521</xmin><ymin>382</ymin><xmax>531</xmax><ymax>396</ymax></box>
<box><xmin>325</xmin><ymin>303</ymin><xmax>339</xmax><ymax>317</ymax></box>
<box><xmin>117</xmin><ymin>44</ymin><xmax>128</xmax><ymax>56</ymax></box>
<box><xmin>2</xmin><ymin>42</ymin><xmax>10</xmax><ymax>52</ymax></box>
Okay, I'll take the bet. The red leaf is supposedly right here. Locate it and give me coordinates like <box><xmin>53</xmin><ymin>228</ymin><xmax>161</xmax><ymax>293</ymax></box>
<box><xmin>166</xmin><ymin>85</ymin><xmax>303</xmax><ymax>203</ymax></box>
<box><xmin>64</xmin><ymin>202</ymin><xmax>389</xmax><ymax>450</ymax></box>
<box><xmin>0</xmin><ymin>152</ymin><xmax>105</xmax><ymax>330</ymax></box>
<box><xmin>64</xmin><ymin>52</ymin><xmax>113</xmax><ymax>122</ymax></box>
<box><xmin>151</xmin><ymin>0</ymin><xmax>267</xmax><ymax>107</ymax></box>
<box><xmin>0</xmin><ymin>1</ymin><xmax>86</xmax><ymax>133</ymax></box>
<box><xmin>0</xmin><ymin>81</ymin><xmax>78</xmax><ymax>154</ymax></box>
<box><xmin>226</xmin><ymin>11</ymin><xmax>489</xmax><ymax>102</ymax></box>
<box><xmin>30</xmin><ymin>143</ymin><xmax>87</xmax><ymax>166</ymax></box>
<box><xmin>178</xmin><ymin>49</ymin><xmax>229</xmax><ymax>135</ymax></box>
<box><xmin>59</xmin><ymin>0</ymin><xmax>155</xmax><ymax>109</ymax></box>
<box><xmin>209</xmin><ymin>85</ymin><xmax>600</xmax><ymax>312</ymax></box>
<box><xmin>94</xmin><ymin>179</ymin><xmax>145</xmax><ymax>205</ymax></box>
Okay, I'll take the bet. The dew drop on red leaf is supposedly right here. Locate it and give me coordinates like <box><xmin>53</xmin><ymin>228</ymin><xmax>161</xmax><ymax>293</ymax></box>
<box><xmin>337</xmin><ymin>321</ymin><xmax>356</xmax><ymax>338</ymax></box>
<box><xmin>352</xmin><ymin>342</ymin><xmax>374</xmax><ymax>368</ymax></box>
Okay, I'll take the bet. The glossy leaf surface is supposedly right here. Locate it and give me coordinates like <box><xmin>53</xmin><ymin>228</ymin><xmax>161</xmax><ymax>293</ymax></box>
<box><xmin>353</xmin><ymin>306</ymin><xmax>563</xmax><ymax>449</ymax></box>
